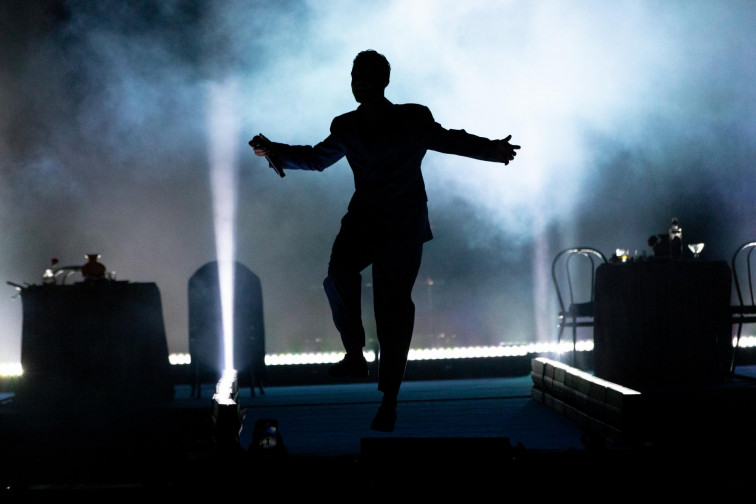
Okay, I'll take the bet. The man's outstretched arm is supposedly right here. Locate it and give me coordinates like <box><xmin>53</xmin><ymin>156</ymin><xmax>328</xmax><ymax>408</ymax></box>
<box><xmin>250</xmin><ymin>132</ymin><xmax>346</xmax><ymax>173</ymax></box>
<box><xmin>424</xmin><ymin>108</ymin><xmax>520</xmax><ymax>165</ymax></box>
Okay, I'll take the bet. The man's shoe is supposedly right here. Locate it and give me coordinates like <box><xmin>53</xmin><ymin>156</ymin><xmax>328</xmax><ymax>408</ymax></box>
<box><xmin>370</xmin><ymin>405</ymin><xmax>397</xmax><ymax>432</ymax></box>
<box><xmin>327</xmin><ymin>354</ymin><xmax>369</xmax><ymax>378</ymax></box>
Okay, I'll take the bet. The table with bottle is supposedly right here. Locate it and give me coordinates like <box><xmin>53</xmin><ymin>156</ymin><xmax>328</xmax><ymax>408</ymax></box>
<box><xmin>17</xmin><ymin>280</ymin><xmax>174</xmax><ymax>405</ymax></box>
<box><xmin>592</xmin><ymin>255</ymin><xmax>733</xmax><ymax>390</ymax></box>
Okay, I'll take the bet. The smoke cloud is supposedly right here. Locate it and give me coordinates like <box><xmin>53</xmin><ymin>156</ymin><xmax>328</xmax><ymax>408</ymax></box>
<box><xmin>2</xmin><ymin>0</ymin><xmax>756</xmax><ymax>363</ymax></box>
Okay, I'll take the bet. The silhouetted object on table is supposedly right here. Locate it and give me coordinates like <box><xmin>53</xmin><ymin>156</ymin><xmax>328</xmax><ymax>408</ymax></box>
<box><xmin>188</xmin><ymin>261</ymin><xmax>266</xmax><ymax>398</ymax></box>
<box><xmin>41</xmin><ymin>256</ymin><xmax>81</xmax><ymax>285</ymax></box>
<box><xmin>668</xmin><ymin>217</ymin><xmax>683</xmax><ymax>258</ymax></box>
<box><xmin>648</xmin><ymin>234</ymin><xmax>671</xmax><ymax>257</ymax></box>
<box><xmin>551</xmin><ymin>247</ymin><xmax>607</xmax><ymax>366</ymax></box>
<box><xmin>250</xmin><ymin>49</ymin><xmax>520</xmax><ymax>431</ymax></box>
<box><xmin>42</xmin><ymin>257</ymin><xmax>59</xmax><ymax>284</ymax></box>
<box><xmin>81</xmin><ymin>253</ymin><xmax>106</xmax><ymax>281</ymax></box>
<box><xmin>730</xmin><ymin>240</ymin><xmax>756</xmax><ymax>374</ymax></box>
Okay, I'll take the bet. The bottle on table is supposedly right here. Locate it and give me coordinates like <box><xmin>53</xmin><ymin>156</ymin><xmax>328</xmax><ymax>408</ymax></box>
<box><xmin>669</xmin><ymin>217</ymin><xmax>682</xmax><ymax>258</ymax></box>
<box><xmin>42</xmin><ymin>257</ymin><xmax>58</xmax><ymax>285</ymax></box>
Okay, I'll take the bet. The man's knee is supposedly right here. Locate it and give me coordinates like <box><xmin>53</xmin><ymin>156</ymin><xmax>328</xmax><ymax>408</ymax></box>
<box><xmin>324</xmin><ymin>273</ymin><xmax>348</xmax><ymax>308</ymax></box>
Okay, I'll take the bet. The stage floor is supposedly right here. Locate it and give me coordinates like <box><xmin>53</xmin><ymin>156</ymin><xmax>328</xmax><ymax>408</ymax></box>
<box><xmin>2</xmin><ymin>363</ymin><xmax>756</xmax><ymax>500</ymax></box>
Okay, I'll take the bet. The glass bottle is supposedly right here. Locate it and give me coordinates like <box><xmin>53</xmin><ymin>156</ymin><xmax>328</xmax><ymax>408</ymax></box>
<box><xmin>42</xmin><ymin>257</ymin><xmax>58</xmax><ymax>285</ymax></box>
<box><xmin>669</xmin><ymin>217</ymin><xmax>682</xmax><ymax>258</ymax></box>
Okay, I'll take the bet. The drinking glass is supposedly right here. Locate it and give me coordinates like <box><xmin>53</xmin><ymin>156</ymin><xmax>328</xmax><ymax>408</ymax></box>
<box><xmin>688</xmin><ymin>243</ymin><xmax>704</xmax><ymax>259</ymax></box>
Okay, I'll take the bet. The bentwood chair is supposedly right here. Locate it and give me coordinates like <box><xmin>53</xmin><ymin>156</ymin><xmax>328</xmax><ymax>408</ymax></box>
<box><xmin>551</xmin><ymin>247</ymin><xmax>608</xmax><ymax>365</ymax></box>
<box><xmin>730</xmin><ymin>241</ymin><xmax>756</xmax><ymax>373</ymax></box>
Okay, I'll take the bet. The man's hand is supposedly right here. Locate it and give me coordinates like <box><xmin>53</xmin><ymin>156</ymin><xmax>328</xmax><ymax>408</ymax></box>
<box><xmin>249</xmin><ymin>133</ymin><xmax>285</xmax><ymax>177</ymax></box>
<box><xmin>249</xmin><ymin>133</ymin><xmax>272</xmax><ymax>157</ymax></box>
<box><xmin>496</xmin><ymin>135</ymin><xmax>520</xmax><ymax>165</ymax></box>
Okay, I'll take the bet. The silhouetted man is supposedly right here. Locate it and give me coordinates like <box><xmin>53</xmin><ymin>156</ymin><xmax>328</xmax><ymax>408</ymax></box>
<box><xmin>252</xmin><ymin>49</ymin><xmax>520</xmax><ymax>432</ymax></box>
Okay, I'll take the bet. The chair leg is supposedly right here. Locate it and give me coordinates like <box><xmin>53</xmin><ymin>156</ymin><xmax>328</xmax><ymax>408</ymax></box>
<box><xmin>255</xmin><ymin>370</ymin><xmax>265</xmax><ymax>396</ymax></box>
<box><xmin>571</xmin><ymin>322</ymin><xmax>578</xmax><ymax>367</ymax></box>
<box><xmin>557</xmin><ymin>321</ymin><xmax>565</xmax><ymax>362</ymax></box>
<box><xmin>190</xmin><ymin>361</ymin><xmax>199</xmax><ymax>399</ymax></box>
<box><xmin>730</xmin><ymin>322</ymin><xmax>744</xmax><ymax>374</ymax></box>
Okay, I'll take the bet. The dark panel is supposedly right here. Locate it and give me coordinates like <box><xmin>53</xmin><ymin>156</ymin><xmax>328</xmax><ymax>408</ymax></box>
<box><xmin>188</xmin><ymin>261</ymin><xmax>266</xmax><ymax>395</ymax></box>
<box><xmin>18</xmin><ymin>282</ymin><xmax>173</xmax><ymax>405</ymax></box>
<box><xmin>593</xmin><ymin>259</ymin><xmax>733</xmax><ymax>389</ymax></box>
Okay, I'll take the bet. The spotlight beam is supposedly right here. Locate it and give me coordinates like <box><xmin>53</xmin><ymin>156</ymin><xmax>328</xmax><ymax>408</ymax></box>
<box><xmin>208</xmin><ymin>78</ymin><xmax>240</xmax><ymax>372</ymax></box>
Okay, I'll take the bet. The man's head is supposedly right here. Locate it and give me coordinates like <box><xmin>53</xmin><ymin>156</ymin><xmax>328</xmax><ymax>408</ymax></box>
<box><xmin>351</xmin><ymin>50</ymin><xmax>390</xmax><ymax>104</ymax></box>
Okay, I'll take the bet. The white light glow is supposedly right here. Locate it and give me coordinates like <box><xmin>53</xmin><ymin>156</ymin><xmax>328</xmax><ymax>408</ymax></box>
<box><xmin>0</xmin><ymin>362</ymin><xmax>23</xmax><ymax>377</ymax></box>
<box><xmin>260</xmin><ymin>342</ymin><xmax>594</xmax><ymax>366</ymax></box>
<box><xmin>169</xmin><ymin>353</ymin><xmax>192</xmax><ymax>365</ymax></box>
<box><xmin>535</xmin><ymin>356</ymin><xmax>641</xmax><ymax>396</ymax></box>
<box><xmin>214</xmin><ymin>368</ymin><xmax>238</xmax><ymax>401</ymax></box>
<box><xmin>264</xmin><ymin>350</ymin><xmax>377</xmax><ymax>366</ymax></box>
<box><xmin>208</xmin><ymin>78</ymin><xmax>241</xmax><ymax>372</ymax></box>
<box><xmin>738</xmin><ymin>336</ymin><xmax>756</xmax><ymax>349</ymax></box>
<box><xmin>6</xmin><ymin>334</ymin><xmax>753</xmax><ymax>379</ymax></box>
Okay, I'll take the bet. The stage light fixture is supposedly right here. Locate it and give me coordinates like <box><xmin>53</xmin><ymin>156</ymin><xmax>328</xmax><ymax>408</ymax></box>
<box><xmin>211</xmin><ymin>369</ymin><xmax>241</xmax><ymax>456</ymax></box>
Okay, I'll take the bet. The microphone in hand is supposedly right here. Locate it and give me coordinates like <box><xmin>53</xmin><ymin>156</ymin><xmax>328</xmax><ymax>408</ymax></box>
<box><xmin>249</xmin><ymin>133</ymin><xmax>284</xmax><ymax>177</ymax></box>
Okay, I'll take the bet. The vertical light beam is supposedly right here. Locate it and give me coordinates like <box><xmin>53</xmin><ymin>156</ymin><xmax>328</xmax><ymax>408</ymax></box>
<box><xmin>207</xmin><ymin>78</ymin><xmax>240</xmax><ymax>372</ymax></box>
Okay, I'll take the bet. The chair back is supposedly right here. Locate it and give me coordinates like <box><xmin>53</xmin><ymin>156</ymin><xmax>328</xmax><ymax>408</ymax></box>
<box><xmin>730</xmin><ymin>241</ymin><xmax>756</xmax><ymax>373</ymax></box>
<box><xmin>732</xmin><ymin>241</ymin><xmax>756</xmax><ymax>311</ymax></box>
<box><xmin>551</xmin><ymin>247</ymin><xmax>608</xmax><ymax>318</ymax></box>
